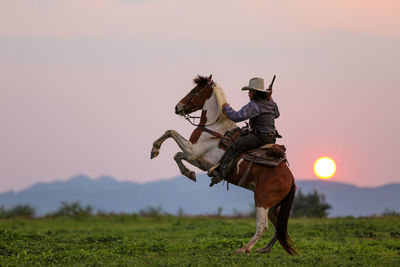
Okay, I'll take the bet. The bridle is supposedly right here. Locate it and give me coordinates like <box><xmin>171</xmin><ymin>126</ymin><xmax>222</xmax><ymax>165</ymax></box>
<box><xmin>181</xmin><ymin>79</ymin><xmax>227</xmax><ymax>140</ymax></box>
<box><xmin>183</xmin><ymin>81</ymin><xmax>223</xmax><ymax>128</ymax></box>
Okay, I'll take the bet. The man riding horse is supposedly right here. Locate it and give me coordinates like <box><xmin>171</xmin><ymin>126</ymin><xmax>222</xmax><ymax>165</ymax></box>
<box><xmin>151</xmin><ymin>75</ymin><xmax>297</xmax><ymax>255</ymax></box>
<box><xmin>209</xmin><ymin>76</ymin><xmax>281</xmax><ymax>186</ymax></box>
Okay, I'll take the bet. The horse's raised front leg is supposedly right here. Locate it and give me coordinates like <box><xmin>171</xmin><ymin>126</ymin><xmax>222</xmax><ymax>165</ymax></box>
<box><xmin>174</xmin><ymin>152</ymin><xmax>213</xmax><ymax>182</ymax></box>
<box><xmin>151</xmin><ymin>130</ymin><xmax>194</xmax><ymax>159</ymax></box>
<box><xmin>256</xmin><ymin>206</ymin><xmax>279</xmax><ymax>253</ymax></box>
<box><xmin>237</xmin><ymin>207</ymin><xmax>269</xmax><ymax>254</ymax></box>
<box><xmin>174</xmin><ymin>152</ymin><xmax>196</xmax><ymax>181</ymax></box>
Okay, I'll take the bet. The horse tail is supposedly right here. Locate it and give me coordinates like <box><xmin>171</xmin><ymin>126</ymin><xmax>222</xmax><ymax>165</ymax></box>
<box><xmin>276</xmin><ymin>181</ymin><xmax>297</xmax><ymax>255</ymax></box>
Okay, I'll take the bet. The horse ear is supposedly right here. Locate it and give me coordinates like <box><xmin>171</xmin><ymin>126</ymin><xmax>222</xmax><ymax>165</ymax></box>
<box><xmin>208</xmin><ymin>74</ymin><xmax>212</xmax><ymax>80</ymax></box>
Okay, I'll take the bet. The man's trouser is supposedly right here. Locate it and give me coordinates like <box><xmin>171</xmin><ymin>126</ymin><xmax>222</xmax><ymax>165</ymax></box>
<box><xmin>209</xmin><ymin>133</ymin><xmax>276</xmax><ymax>186</ymax></box>
<box><xmin>227</xmin><ymin>133</ymin><xmax>276</xmax><ymax>159</ymax></box>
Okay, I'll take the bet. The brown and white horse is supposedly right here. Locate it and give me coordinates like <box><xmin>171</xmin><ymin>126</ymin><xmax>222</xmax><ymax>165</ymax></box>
<box><xmin>151</xmin><ymin>75</ymin><xmax>297</xmax><ymax>255</ymax></box>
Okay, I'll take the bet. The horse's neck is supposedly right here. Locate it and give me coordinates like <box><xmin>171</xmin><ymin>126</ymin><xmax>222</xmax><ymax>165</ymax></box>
<box><xmin>194</xmin><ymin>90</ymin><xmax>235</xmax><ymax>167</ymax></box>
<box><xmin>202</xmin><ymin>93</ymin><xmax>219</xmax><ymax>124</ymax></box>
<box><xmin>202</xmin><ymin>88</ymin><xmax>236</xmax><ymax>133</ymax></box>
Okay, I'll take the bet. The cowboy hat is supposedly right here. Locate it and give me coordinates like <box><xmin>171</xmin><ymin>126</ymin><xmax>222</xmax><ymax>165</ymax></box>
<box><xmin>241</xmin><ymin>77</ymin><xmax>266</xmax><ymax>92</ymax></box>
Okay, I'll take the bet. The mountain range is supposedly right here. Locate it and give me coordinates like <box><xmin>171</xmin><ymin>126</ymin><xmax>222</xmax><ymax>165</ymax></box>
<box><xmin>0</xmin><ymin>174</ymin><xmax>399</xmax><ymax>217</ymax></box>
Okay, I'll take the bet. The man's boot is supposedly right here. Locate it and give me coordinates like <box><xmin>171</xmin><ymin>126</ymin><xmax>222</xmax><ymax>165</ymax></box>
<box><xmin>208</xmin><ymin>154</ymin><xmax>237</xmax><ymax>187</ymax></box>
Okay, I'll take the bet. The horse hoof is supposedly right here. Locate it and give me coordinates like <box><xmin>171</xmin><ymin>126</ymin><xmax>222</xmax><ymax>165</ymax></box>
<box><xmin>256</xmin><ymin>246</ymin><xmax>272</xmax><ymax>254</ymax></box>
<box><xmin>189</xmin><ymin>171</ymin><xmax>196</xmax><ymax>182</ymax></box>
<box><xmin>236</xmin><ymin>248</ymin><xmax>248</xmax><ymax>254</ymax></box>
<box><xmin>150</xmin><ymin>149</ymin><xmax>159</xmax><ymax>159</ymax></box>
<box><xmin>255</xmin><ymin>248</ymin><xmax>268</xmax><ymax>253</ymax></box>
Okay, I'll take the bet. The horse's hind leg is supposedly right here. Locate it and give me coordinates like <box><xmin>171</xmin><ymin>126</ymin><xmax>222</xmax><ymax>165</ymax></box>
<box><xmin>236</xmin><ymin>207</ymin><xmax>269</xmax><ymax>254</ymax></box>
<box><xmin>256</xmin><ymin>206</ymin><xmax>279</xmax><ymax>253</ymax></box>
<box><xmin>151</xmin><ymin>130</ymin><xmax>193</xmax><ymax>159</ymax></box>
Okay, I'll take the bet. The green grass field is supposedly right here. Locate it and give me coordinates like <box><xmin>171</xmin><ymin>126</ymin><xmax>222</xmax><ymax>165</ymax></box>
<box><xmin>0</xmin><ymin>215</ymin><xmax>399</xmax><ymax>266</ymax></box>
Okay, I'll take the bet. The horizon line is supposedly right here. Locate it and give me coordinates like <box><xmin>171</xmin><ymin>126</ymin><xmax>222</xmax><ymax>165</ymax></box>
<box><xmin>2</xmin><ymin>173</ymin><xmax>399</xmax><ymax>194</ymax></box>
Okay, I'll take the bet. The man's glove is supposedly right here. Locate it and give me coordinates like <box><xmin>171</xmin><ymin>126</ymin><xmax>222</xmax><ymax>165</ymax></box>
<box><xmin>222</xmin><ymin>103</ymin><xmax>230</xmax><ymax>114</ymax></box>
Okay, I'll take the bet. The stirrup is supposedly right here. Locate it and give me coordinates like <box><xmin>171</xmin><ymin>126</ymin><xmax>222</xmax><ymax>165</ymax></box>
<box><xmin>210</xmin><ymin>176</ymin><xmax>224</xmax><ymax>187</ymax></box>
<box><xmin>207</xmin><ymin>163</ymin><xmax>220</xmax><ymax>177</ymax></box>
<box><xmin>208</xmin><ymin>164</ymin><xmax>223</xmax><ymax>187</ymax></box>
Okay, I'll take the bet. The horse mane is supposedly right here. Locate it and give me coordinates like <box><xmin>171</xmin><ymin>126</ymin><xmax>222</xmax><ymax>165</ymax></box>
<box><xmin>193</xmin><ymin>75</ymin><xmax>235</xmax><ymax>128</ymax></box>
<box><xmin>213</xmin><ymin>85</ymin><xmax>227</xmax><ymax>114</ymax></box>
<box><xmin>214</xmin><ymin>85</ymin><xmax>237</xmax><ymax>132</ymax></box>
<box><xmin>193</xmin><ymin>75</ymin><xmax>211</xmax><ymax>86</ymax></box>
<box><xmin>193</xmin><ymin>75</ymin><xmax>226</xmax><ymax>108</ymax></box>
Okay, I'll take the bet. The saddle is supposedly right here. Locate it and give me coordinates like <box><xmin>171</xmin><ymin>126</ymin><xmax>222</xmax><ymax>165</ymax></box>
<box><xmin>220</xmin><ymin>128</ymin><xmax>287</xmax><ymax>187</ymax></box>
<box><xmin>220</xmin><ymin>127</ymin><xmax>287</xmax><ymax>168</ymax></box>
<box><xmin>242</xmin><ymin>144</ymin><xmax>286</xmax><ymax>167</ymax></box>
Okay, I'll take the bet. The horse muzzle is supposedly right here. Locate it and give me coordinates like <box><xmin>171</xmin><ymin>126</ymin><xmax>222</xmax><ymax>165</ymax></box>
<box><xmin>175</xmin><ymin>102</ymin><xmax>186</xmax><ymax>115</ymax></box>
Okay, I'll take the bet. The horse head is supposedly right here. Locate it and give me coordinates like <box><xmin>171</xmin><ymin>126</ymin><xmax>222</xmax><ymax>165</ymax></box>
<box><xmin>175</xmin><ymin>75</ymin><xmax>214</xmax><ymax>116</ymax></box>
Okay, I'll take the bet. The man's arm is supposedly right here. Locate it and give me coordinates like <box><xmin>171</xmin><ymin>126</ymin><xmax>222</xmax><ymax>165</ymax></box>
<box><xmin>223</xmin><ymin>101</ymin><xmax>261</xmax><ymax>122</ymax></box>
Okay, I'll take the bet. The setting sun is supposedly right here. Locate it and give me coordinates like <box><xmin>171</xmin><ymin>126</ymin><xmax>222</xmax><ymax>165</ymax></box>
<box><xmin>314</xmin><ymin>157</ymin><xmax>336</xmax><ymax>179</ymax></box>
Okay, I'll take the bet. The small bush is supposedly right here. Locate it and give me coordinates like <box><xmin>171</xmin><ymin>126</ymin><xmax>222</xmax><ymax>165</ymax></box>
<box><xmin>291</xmin><ymin>189</ymin><xmax>331</xmax><ymax>218</ymax></box>
<box><xmin>217</xmin><ymin>206</ymin><xmax>223</xmax><ymax>217</ymax></box>
<box><xmin>139</xmin><ymin>206</ymin><xmax>163</xmax><ymax>217</ymax></box>
<box><xmin>0</xmin><ymin>204</ymin><xmax>36</xmax><ymax>219</ymax></box>
<box><xmin>177</xmin><ymin>207</ymin><xmax>185</xmax><ymax>216</ymax></box>
<box><xmin>48</xmin><ymin>201</ymin><xmax>93</xmax><ymax>219</ymax></box>
<box><xmin>381</xmin><ymin>209</ymin><xmax>400</xmax><ymax>216</ymax></box>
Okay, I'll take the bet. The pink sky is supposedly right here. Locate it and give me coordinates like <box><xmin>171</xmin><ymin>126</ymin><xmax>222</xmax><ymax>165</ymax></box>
<box><xmin>1</xmin><ymin>0</ymin><xmax>399</xmax><ymax>192</ymax></box>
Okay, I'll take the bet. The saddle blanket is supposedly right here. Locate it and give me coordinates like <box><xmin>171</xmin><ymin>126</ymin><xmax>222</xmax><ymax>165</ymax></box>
<box><xmin>235</xmin><ymin>144</ymin><xmax>287</xmax><ymax>187</ymax></box>
<box><xmin>240</xmin><ymin>144</ymin><xmax>287</xmax><ymax>167</ymax></box>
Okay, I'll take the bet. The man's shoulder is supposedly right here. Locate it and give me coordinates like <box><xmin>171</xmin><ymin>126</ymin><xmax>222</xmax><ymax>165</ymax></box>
<box><xmin>248</xmin><ymin>100</ymin><xmax>261</xmax><ymax>110</ymax></box>
<box><xmin>254</xmin><ymin>99</ymin><xmax>279</xmax><ymax>111</ymax></box>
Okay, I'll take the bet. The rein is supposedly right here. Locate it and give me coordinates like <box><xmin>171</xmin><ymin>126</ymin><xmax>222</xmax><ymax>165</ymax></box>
<box><xmin>184</xmin><ymin>114</ymin><xmax>228</xmax><ymax>140</ymax></box>
<box><xmin>198</xmin><ymin>126</ymin><xmax>228</xmax><ymax>140</ymax></box>
<box><xmin>182</xmin><ymin>82</ymin><xmax>226</xmax><ymax>139</ymax></box>
<box><xmin>184</xmin><ymin>114</ymin><xmax>221</xmax><ymax>127</ymax></box>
